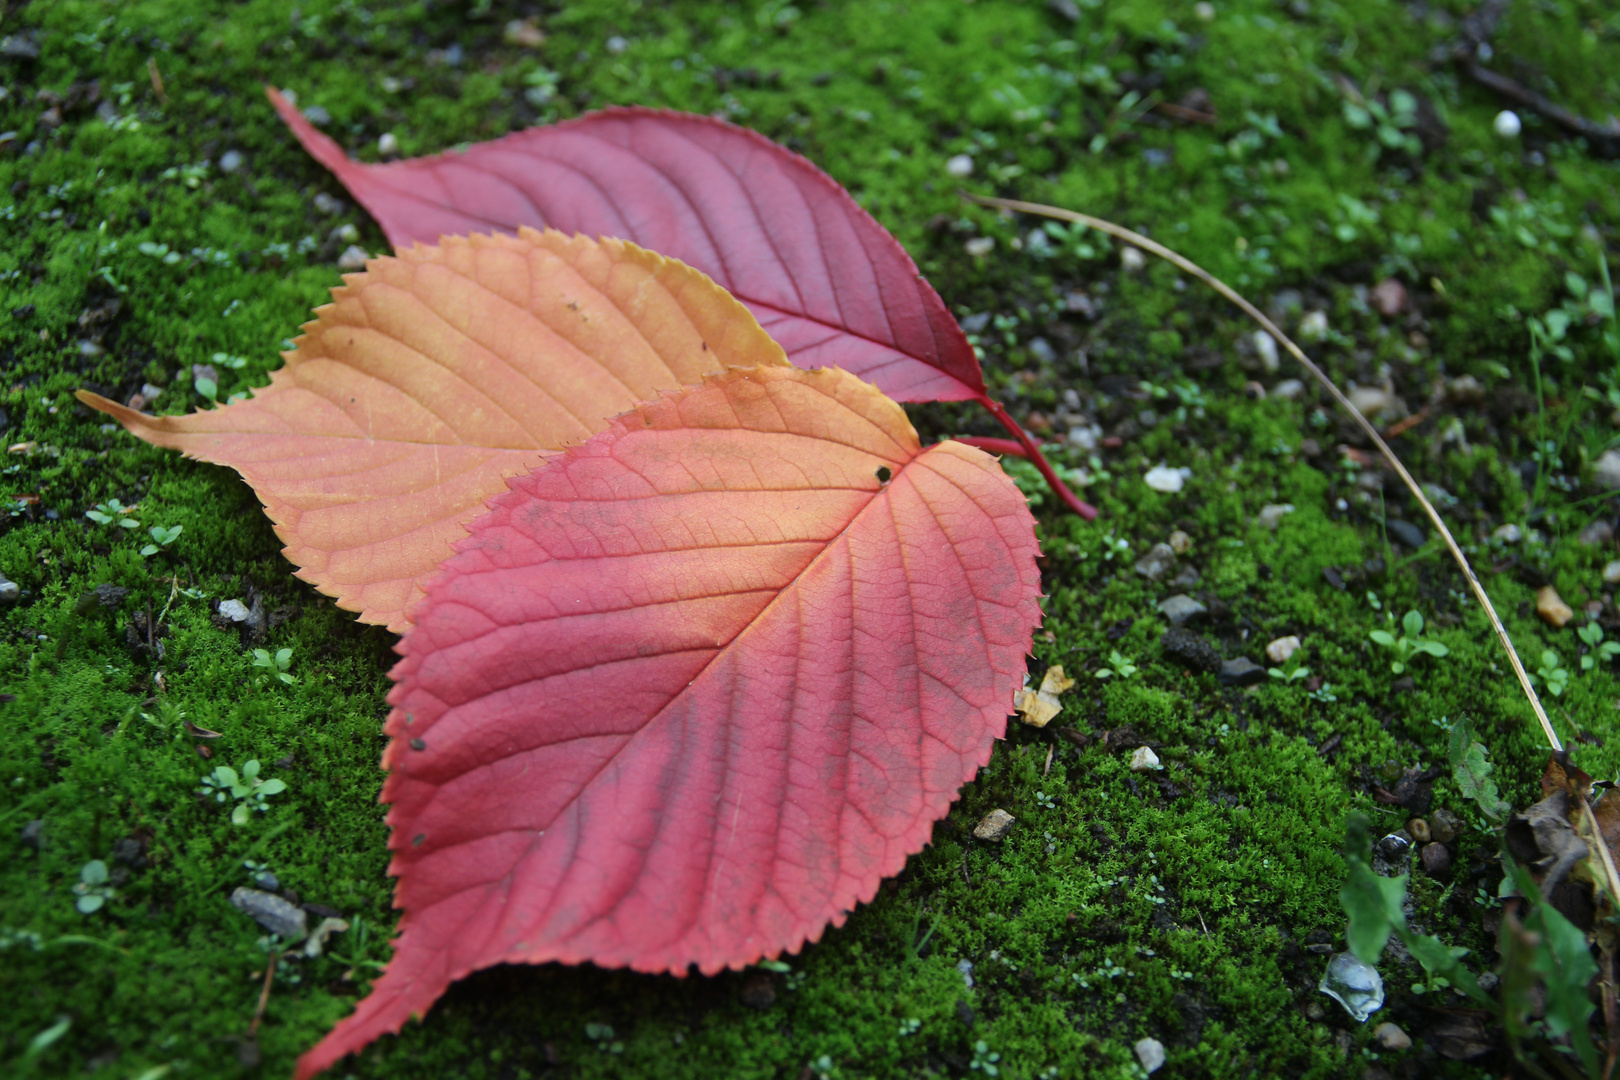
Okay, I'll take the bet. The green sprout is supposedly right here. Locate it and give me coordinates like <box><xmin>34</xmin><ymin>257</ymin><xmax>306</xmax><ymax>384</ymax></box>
<box><xmin>198</xmin><ymin>759</ymin><xmax>287</xmax><ymax>825</ymax></box>
<box><xmin>71</xmin><ymin>860</ymin><xmax>115</xmax><ymax>914</ymax></box>
<box><xmin>969</xmin><ymin>1040</ymin><xmax>1002</xmax><ymax>1076</ymax></box>
<box><xmin>1368</xmin><ymin>610</ymin><xmax>1450</xmax><ymax>675</ymax></box>
<box><xmin>1533</xmin><ymin>649</ymin><xmax>1571</xmax><ymax>697</ymax></box>
<box><xmin>584</xmin><ymin>1022</ymin><xmax>624</xmax><ymax>1054</ymax></box>
<box><xmin>1267</xmin><ymin>653</ymin><xmax>1311</xmax><ymax>683</ymax></box>
<box><xmin>1578</xmin><ymin>622</ymin><xmax>1620</xmax><ymax>672</ymax></box>
<box><xmin>1094</xmin><ymin>650</ymin><xmax>1138</xmax><ymax>680</ymax></box>
<box><xmin>252</xmin><ymin>647</ymin><xmax>296</xmax><ymax>685</ymax></box>
<box><xmin>85</xmin><ymin>498</ymin><xmax>139</xmax><ymax>528</ymax></box>
<box><xmin>140</xmin><ymin>524</ymin><xmax>182</xmax><ymax>557</ymax></box>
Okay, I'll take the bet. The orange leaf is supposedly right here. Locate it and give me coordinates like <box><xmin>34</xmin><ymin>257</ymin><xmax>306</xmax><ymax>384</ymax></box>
<box><xmin>296</xmin><ymin>364</ymin><xmax>1042</xmax><ymax>1076</ymax></box>
<box><xmin>78</xmin><ymin>230</ymin><xmax>787</xmax><ymax>630</ymax></box>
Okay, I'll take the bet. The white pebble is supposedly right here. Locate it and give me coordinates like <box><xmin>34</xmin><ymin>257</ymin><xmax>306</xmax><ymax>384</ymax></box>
<box><xmin>964</xmin><ymin>236</ymin><xmax>995</xmax><ymax>258</ymax></box>
<box><xmin>1494</xmin><ymin>110</ymin><xmax>1522</xmax><ymax>138</ymax></box>
<box><xmin>337</xmin><ymin>245</ymin><xmax>370</xmax><ymax>272</ymax></box>
<box><xmin>1257</xmin><ymin>503</ymin><xmax>1295</xmax><ymax>530</ymax></box>
<box><xmin>945</xmin><ymin>153</ymin><xmax>974</xmax><ymax>178</ymax></box>
<box><xmin>1120</xmin><ymin>246</ymin><xmax>1146</xmax><ymax>272</ymax></box>
<box><xmin>1266</xmin><ymin>635</ymin><xmax>1301</xmax><ymax>664</ymax></box>
<box><xmin>1129</xmin><ymin>746</ymin><xmax>1163</xmax><ymax>773</ymax></box>
<box><xmin>1253</xmin><ymin>330</ymin><xmax>1279</xmax><ymax>371</ymax></box>
<box><xmin>1144</xmin><ymin>464</ymin><xmax>1189</xmax><ymax>494</ymax></box>
<box><xmin>218</xmin><ymin>599</ymin><xmax>251</xmax><ymax>622</ymax></box>
<box><xmin>377</xmin><ymin>132</ymin><xmax>399</xmax><ymax>156</ymax></box>
<box><xmin>218</xmin><ymin>149</ymin><xmax>244</xmax><ymax>174</ymax></box>
<box><xmin>1194</xmin><ymin>2</ymin><xmax>1216</xmax><ymax>21</ymax></box>
<box><xmin>1272</xmin><ymin>379</ymin><xmax>1305</xmax><ymax>400</ymax></box>
<box><xmin>1299</xmin><ymin>310</ymin><xmax>1328</xmax><ymax>340</ymax></box>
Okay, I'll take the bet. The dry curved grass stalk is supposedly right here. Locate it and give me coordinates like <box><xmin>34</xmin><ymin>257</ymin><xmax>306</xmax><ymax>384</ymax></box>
<box><xmin>968</xmin><ymin>192</ymin><xmax>1563</xmax><ymax>754</ymax></box>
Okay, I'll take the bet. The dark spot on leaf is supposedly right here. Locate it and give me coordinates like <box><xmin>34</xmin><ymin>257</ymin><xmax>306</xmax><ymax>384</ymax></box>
<box><xmin>412</xmin><ymin>833</ymin><xmax>426</xmax><ymax>846</ymax></box>
<box><xmin>875</xmin><ymin>466</ymin><xmax>892</xmax><ymax>483</ymax></box>
<box><xmin>410</xmin><ymin>738</ymin><xmax>426</xmax><ymax>751</ymax></box>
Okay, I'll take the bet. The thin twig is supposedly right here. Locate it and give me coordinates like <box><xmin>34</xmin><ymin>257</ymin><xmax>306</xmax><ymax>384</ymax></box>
<box><xmin>966</xmin><ymin>192</ymin><xmax>1563</xmax><ymax>753</ymax></box>
<box><xmin>248</xmin><ymin>948</ymin><xmax>278</xmax><ymax>1038</ymax></box>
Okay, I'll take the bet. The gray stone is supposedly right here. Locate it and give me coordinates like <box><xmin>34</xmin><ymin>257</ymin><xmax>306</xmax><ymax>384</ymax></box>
<box><xmin>0</xmin><ymin>574</ymin><xmax>18</xmax><ymax>605</ymax></box>
<box><xmin>1386</xmin><ymin>519</ymin><xmax>1425</xmax><ymax>549</ymax></box>
<box><xmin>1594</xmin><ymin>449</ymin><xmax>1620</xmax><ymax>491</ymax></box>
<box><xmin>19</xmin><ymin>818</ymin><xmax>42</xmax><ymax>849</ymax></box>
<box><xmin>218</xmin><ymin>150</ymin><xmax>244</xmax><ymax>174</ymax></box>
<box><xmin>1133</xmin><ymin>1037</ymin><xmax>1166</xmax><ymax>1073</ymax></box>
<box><xmin>1493</xmin><ymin>523</ymin><xmax>1522</xmax><ymax>544</ymax></box>
<box><xmin>1028</xmin><ymin>337</ymin><xmax>1055</xmax><ymax>365</ymax></box>
<box><xmin>1606</xmin><ymin>560</ymin><xmax>1620</xmax><ymax>586</ymax></box>
<box><xmin>1420</xmin><ymin>842</ymin><xmax>1452</xmax><ymax>875</ymax></box>
<box><xmin>1319</xmin><ymin>951</ymin><xmax>1384</xmax><ymax>1022</ymax></box>
<box><xmin>301</xmin><ymin>104</ymin><xmax>332</xmax><ymax>126</ymax></box>
<box><xmin>1373</xmin><ymin>1022</ymin><xmax>1411</xmax><ymax>1051</ymax></box>
<box><xmin>1578</xmin><ymin>520</ymin><xmax>1615</xmax><ymax>547</ymax></box>
<box><xmin>0</xmin><ymin>34</ymin><xmax>40</xmax><ymax>59</ymax></box>
<box><xmin>1272</xmin><ymin>378</ymin><xmax>1305</xmax><ymax>399</ymax></box>
<box><xmin>1427</xmin><ymin>807</ymin><xmax>1461</xmax><ymax>844</ymax></box>
<box><xmin>1158</xmin><ymin>594</ymin><xmax>1206</xmax><ymax>625</ymax></box>
<box><xmin>1133</xmin><ymin>543</ymin><xmax>1176</xmax><ymax>580</ymax></box>
<box><xmin>230</xmin><ymin>887</ymin><xmax>308</xmax><ymax>940</ymax></box>
<box><xmin>1218</xmin><ymin>657</ymin><xmax>1265</xmax><ymax>686</ymax></box>
<box><xmin>337</xmin><ymin>245</ymin><xmax>370</xmax><ymax>272</ymax></box>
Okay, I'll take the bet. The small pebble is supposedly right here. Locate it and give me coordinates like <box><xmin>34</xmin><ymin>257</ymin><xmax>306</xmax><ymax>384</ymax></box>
<box><xmin>301</xmin><ymin>104</ymin><xmax>332</xmax><ymax>126</ymax></box>
<box><xmin>1593</xmin><ymin>449</ymin><xmax>1620</xmax><ymax>491</ymax></box>
<box><xmin>973</xmin><ymin>809</ymin><xmax>1015</xmax><ymax>841</ymax></box>
<box><xmin>1256</xmin><ymin>503</ymin><xmax>1295</xmax><ymax>530</ymax></box>
<box><xmin>1129</xmin><ymin>746</ymin><xmax>1163</xmax><ymax>772</ymax></box>
<box><xmin>1265</xmin><ymin>635</ymin><xmax>1300</xmax><ymax>665</ymax></box>
<box><xmin>1373</xmin><ymin>1022</ymin><xmax>1412</xmax><ymax>1051</ymax></box>
<box><xmin>1064</xmin><ymin>290</ymin><xmax>1096</xmax><ymax>318</ymax></box>
<box><xmin>1028</xmin><ymin>338</ymin><xmax>1055</xmax><ymax>365</ymax></box>
<box><xmin>0</xmin><ymin>573</ymin><xmax>19</xmax><ymax>605</ymax></box>
<box><xmin>19</xmin><ymin>818</ymin><xmax>42</xmax><ymax>849</ymax></box>
<box><xmin>605</xmin><ymin>35</ymin><xmax>628</xmax><ymax>55</ymax></box>
<box><xmin>1168</xmin><ymin>530</ymin><xmax>1192</xmax><ymax>554</ymax></box>
<box><xmin>1386</xmin><ymin>519</ymin><xmax>1425</xmax><ymax>549</ymax></box>
<box><xmin>964</xmin><ymin>237</ymin><xmax>994</xmax><ymax>258</ymax></box>
<box><xmin>377</xmin><ymin>132</ymin><xmax>399</xmax><ymax>156</ymax></box>
<box><xmin>1405</xmin><ymin>817</ymin><xmax>1431</xmax><ymax>844</ymax></box>
<box><xmin>1420</xmin><ymin>842</ymin><xmax>1452</xmax><ymax>876</ymax></box>
<box><xmin>218</xmin><ymin>149</ymin><xmax>244</xmax><ymax>174</ymax></box>
<box><xmin>1120</xmin><ymin>246</ymin><xmax>1146</xmax><ymax>273</ymax></box>
<box><xmin>230</xmin><ymin>887</ymin><xmax>308</xmax><ymax>940</ymax></box>
<box><xmin>1578</xmin><ymin>520</ymin><xmax>1615</xmax><ymax>547</ymax></box>
<box><xmin>1158</xmin><ymin>594</ymin><xmax>1206</xmax><ymax>625</ymax></box>
<box><xmin>945</xmin><ymin>153</ymin><xmax>974</xmax><ymax>178</ymax></box>
<box><xmin>1161</xmin><ymin>628</ymin><xmax>1221</xmax><ymax>673</ymax></box>
<box><xmin>1143</xmin><ymin>464</ymin><xmax>1189</xmax><ymax>494</ymax></box>
<box><xmin>1447</xmin><ymin>375</ymin><xmax>1485</xmax><ymax>404</ymax></box>
<box><xmin>503</xmin><ymin>18</ymin><xmax>546</xmax><ymax>47</ymax></box>
<box><xmin>218</xmin><ymin>598</ymin><xmax>251</xmax><ymax>622</ymax></box>
<box><xmin>1493</xmin><ymin>523</ymin><xmax>1523</xmax><ymax>544</ymax></box>
<box><xmin>1194</xmin><ymin>1</ymin><xmax>1215</xmax><ymax>20</ymax></box>
<box><xmin>1371</xmin><ymin>279</ymin><xmax>1407</xmax><ymax>317</ymax></box>
<box><xmin>1605</xmin><ymin>560</ymin><xmax>1620</xmax><ymax>586</ymax></box>
<box><xmin>1347</xmin><ymin>384</ymin><xmax>1398</xmax><ymax>418</ymax></box>
<box><xmin>312</xmin><ymin>192</ymin><xmax>344</xmax><ymax>216</ymax></box>
<box><xmin>1252</xmin><ymin>330</ymin><xmax>1279</xmax><ymax>371</ymax></box>
<box><xmin>1536</xmin><ymin>585</ymin><xmax>1574</xmax><ymax>629</ymax></box>
<box><xmin>1133</xmin><ymin>1037</ymin><xmax>1166</xmax><ymax>1074</ymax></box>
<box><xmin>1298</xmin><ymin>311</ymin><xmax>1328</xmax><ymax>340</ymax></box>
<box><xmin>1133</xmin><ymin>543</ymin><xmax>1176</xmax><ymax>581</ymax></box>
<box><xmin>337</xmin><ymin>245</ymin><xmax>370</xmax><ymax>272</ymax></box>
<box><xmin>1427</xmin><ymin>807</ymin><xmax>1461</xmax><ymax>844</ymax></box>
<box><xmin>1218</xmin><ymin>657</ymin><xmax>1266</xmax><ymax>687</ymax></box>
<box><xmin>1493</xmin><ymin>109</ymin><xmax>1522</xmax><ymax>138</ymax></box>
<box><xmin>1272</xmin><ymin>378</ymin><xmax>1305</xmax><ymax>400</ymax></box>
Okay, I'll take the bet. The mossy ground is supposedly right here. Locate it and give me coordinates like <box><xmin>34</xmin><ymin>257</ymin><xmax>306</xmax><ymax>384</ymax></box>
<box><xmin>2</xmin><ymin>0</ymin><xmax>1619</xmax><ymax>1077</ymax></box>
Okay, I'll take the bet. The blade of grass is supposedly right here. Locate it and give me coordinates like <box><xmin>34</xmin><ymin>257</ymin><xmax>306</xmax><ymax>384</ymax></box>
<box><xmin>967</xmin><ymin>192</ymin><xmax>1562</xmax><ymax>753</ymax></box>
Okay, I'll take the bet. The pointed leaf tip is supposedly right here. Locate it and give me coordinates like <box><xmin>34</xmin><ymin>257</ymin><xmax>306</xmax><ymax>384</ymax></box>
<box><xmin>298</xmin><ymin>365</ymin><xmax>1041</xmax><ymax>1074</ymax></box>
<box><xmin>78</xmin><ymin>229</ymin><xmax>788</xmax><ymax>631</ymax></box>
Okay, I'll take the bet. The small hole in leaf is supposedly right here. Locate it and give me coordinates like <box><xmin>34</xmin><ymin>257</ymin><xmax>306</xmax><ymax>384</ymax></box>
<box><xmin>410</xmin><ymin>738</ymin><xmax>426</xmax><ymax>751</ymax></box>
<box><xmin>412</xmin><ymin>833</ymin><xmax>426</xmax><ymax>846</ymax></box>
<box><xmin>875</xmin><ymin>466</ymin><xmax>892</xmax><ymax>483</ymax></box>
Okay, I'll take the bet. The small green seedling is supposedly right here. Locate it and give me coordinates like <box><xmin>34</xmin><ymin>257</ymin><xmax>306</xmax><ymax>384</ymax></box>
<box><xmin>252</xmin><ymin>647</ymin><xmax>296</xmax><ymax>684</ymax></box>
<box><xmin>1267</xmin><ymin>653</ymin><xmax>1311</xmax><ymax>683</ymax></box>
<box><xmin>140</xmin><ymin>524</ymin><xmax>182</xmax><ymax>557</ymax></box>
<box><xmin>1578</xmin><ymin>623</ymin><xmax>1620</xmax><ymax>672</ymax></box>
<box><xmin>1368</xmin><ymin>610</ymin><xmax>1450</xmax><ymax>675</ymax></box>
<box><xmin>584</xmin><ymin>1023</ymin><xmax>624</xmax><ymax>1054</ymax></box>
<box><xmin>198</xmin><ymin>759</ymin><xmax>287</xmax><ymax>825</ymax></box>
<box><xmin>85</xmin><ymin>498</ymin><xmax>138</xmax><ymax>528</ymax></box>
<box><xmin>72</xmin><ymin>860</ymin><xmax>115</xmax><ymax>914</ymax></box>
<box><xmin>898</xmin><ymin>1018</ymin><xmax>921</xmax><ymax>1036</ymax></box>
<box><xmin>1534</xmin><ymin>649</ymin><xmax>1571</xmax><ymax>697</ymax></box>
<box><xmin>1034</xmin><ymin>790</ymin><xmax>1058</xmax><ymax>810</ymax></box>
<box><xmin>1094</xmin><ymin>650</ymin><xmax>1138</xmax><ymax>680</ymax></box>
<box><xmin>969</xmin><ymin>1040</ymin><xmax>1002</xmax><ymax>1076</ymax></box>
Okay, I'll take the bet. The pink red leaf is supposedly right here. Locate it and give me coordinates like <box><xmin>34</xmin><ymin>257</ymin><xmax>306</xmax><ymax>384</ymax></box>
<box><xmin>268</xmin><ymin>89</ymin><xmax>984</xmax><ymax>404</ymax></box>
<box><xmin>78</xmin><ymin>231</ymin><xmax>786</xmax><ymax>630</ymax></box>
<box><xmin>296</xmin><ymin>365</ymin><xmax>1041</xmax><ymax>1078</ymax></box>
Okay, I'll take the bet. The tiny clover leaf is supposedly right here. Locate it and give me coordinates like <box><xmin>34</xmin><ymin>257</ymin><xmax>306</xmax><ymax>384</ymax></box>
<box><xmin>199</xmin><ymin>758</ymin><xmax>287</xmax><ymax>824</ymax></box>
<box><xmin>72</xmin><ymin>859</ymin><xmax>115</xmax><ymax>915</ymax></box>
<box><xmin>1367</xmin><ymin>610</ymin><xmax>1449</xmax><ymax>675</ymax></box>
<box><xmin>1533</xmin><ymin>649</ymin><xmax>1571</xmax><ymax>697</ymax></box>
<box><xmin>1094</xmin><ymin>650</ymin><xmax>1138</xmax><ymax>680</ymax></box>
<box><xmin>1578</xmin><ymin>622</ymin><xmax>1620</xmax><ymax>672</ymax></box>
<box><xmin>252</xmin><ymin>647</ymin><xmax>296</xmax><ymax>684</ymax></box>
<box><xmin>140</xmin><ymin>523</ymin><xmax>182</xmax><ymax>557</ymax></box>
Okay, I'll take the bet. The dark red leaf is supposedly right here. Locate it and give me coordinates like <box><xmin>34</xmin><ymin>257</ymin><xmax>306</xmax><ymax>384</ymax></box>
<box><xmin>269</xmin><ymin>89</ymin><xmax>984</xmax><ymax>404</ymax></box>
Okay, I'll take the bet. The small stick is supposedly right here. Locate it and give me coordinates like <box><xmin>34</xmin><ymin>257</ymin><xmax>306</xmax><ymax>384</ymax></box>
<box><xmin>147</xmin><ymin>57</ymin><xmax>168</xmax><ymax>105</ymax></box>
<box><xmin>967</xmin><ymin>192</ymin><xmax>1562</xmax><ymax>753</ymax></box>
<box><xmin>248</xmin><ymin>948</ymin><xmax>278</xmax><ymax>1038</ymax></box>
<box><xmin>1042</xmin><ymin>744</ymin><xmax>1054</xmax><ymax>777</ymax></box>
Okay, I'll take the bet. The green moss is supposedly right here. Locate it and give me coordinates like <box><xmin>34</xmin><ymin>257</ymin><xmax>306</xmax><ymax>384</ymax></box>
<box><xmin>2</xmin><ymin>0</ymin><xmax>1619</xmax><ymax>1077</ymax></box>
